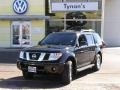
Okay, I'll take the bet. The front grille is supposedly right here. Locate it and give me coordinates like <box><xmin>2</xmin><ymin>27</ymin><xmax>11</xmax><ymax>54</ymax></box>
<box><xmin>29</xmin><ymin>52</ymin><xmax>40</xmax><ymax>60</ymax></box>
<box><xmin>43</xmin><ymin>53</ymin><xmax>50</xmax><ymax>61</ymax></box>
<box><xmin>25</xmin><ymin>52</ymin><xmax>51</xmax><ymax>61</ymax></box>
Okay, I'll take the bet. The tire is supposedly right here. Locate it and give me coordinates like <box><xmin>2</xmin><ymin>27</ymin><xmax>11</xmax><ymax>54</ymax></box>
<box><xmin>92</xmin><ymin>54</ymin><xmax>102</xmax><ymax>71</ymax></box>
<box><xmin>22</xmin><ymin>71</ymin><xmax>34</xmax><ymax>79</ymax></box>
<box><xmin>62</xmin><ymin>61</ymin><xmax>73</xmax><ymax>84</ymax></box>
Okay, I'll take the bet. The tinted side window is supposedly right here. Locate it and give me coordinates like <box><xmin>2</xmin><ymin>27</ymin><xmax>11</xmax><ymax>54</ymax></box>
<box><xmin>78</xmin><ymin>35</ymin><xmax>87</xmax><ymax>46</ymax></box>
<box><xmin>85</xmin><ymin>34</ymin><xmax>94</xmax><ymax>46</ymax></box>
<box><xmin>93</xmin><ymin>33</ymin><xmax>102</xmax><ymax>45</ymax></box>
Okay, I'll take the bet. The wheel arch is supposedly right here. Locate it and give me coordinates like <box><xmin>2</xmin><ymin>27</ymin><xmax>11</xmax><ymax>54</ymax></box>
<box><xmin>97</xmin><ymin>51</ymin><xmax>102</xmax><ymax>63</ymax></box>
<box><xmin>66</xmin><ymin>56</ymin><xmax>77</xmax><ymax>74</ymax></box>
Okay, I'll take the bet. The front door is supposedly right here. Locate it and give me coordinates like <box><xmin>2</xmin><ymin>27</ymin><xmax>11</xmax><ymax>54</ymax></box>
<box><xmin>11</xmin><ymin>21</ymin><xmax>31</xmax><ymax>47</ymax></box>
<box><xmin>75</xmin><ymin>34</ymin><xmax>89</xmax><ymax>68</ymax></box>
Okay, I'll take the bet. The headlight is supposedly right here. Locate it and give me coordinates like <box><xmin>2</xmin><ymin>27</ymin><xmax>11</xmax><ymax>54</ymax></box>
<box><xmin>49</xmin><ymin>53</ymin><xmax>62</xmax><ymax>61</ymax></box>
<box><xmin>19</xmin><ymin>51</ymin><xmax>24</xmax><ymax>59</ymax></box>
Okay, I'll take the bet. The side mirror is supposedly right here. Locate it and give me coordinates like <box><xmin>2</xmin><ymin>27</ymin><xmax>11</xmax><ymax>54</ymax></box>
<box><xmin>76</xmin><ymin>44</ymin><xmax>79</xmax><ymax>47</ymax></box>
<box><xmin>38</xmin><ymin>41</ymin><xmax>41</xmax><ymax>45</ymax></box>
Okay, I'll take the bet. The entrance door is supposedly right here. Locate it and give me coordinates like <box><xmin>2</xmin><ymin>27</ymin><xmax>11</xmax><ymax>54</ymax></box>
<box><xmin>11</xmin><ymin>21</ymin><xmax>31</xmax><ymax>47</ymax></box>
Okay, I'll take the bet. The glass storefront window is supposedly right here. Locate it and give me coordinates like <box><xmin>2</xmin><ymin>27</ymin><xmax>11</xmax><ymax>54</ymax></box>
<box><xmin>12</xmin><ymin>25</ymin><xmax>20</xmax><ymax>45</ymax></box>
<box><xmin>11</xmin><ymin>22</ymin><xmax>31</xmax><ymax>47</ymax></box>
<box><xmin>47</xmin><ymin>0</ymin><xmax>102</xmax><ymax>35</ymax></box>
<box><xmin>47</xmin><ymin>20</ymin><xmax>64</xmax><ymax>33</ymax></box>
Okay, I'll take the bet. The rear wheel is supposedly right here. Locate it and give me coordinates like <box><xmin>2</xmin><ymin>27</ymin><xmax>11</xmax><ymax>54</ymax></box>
<box><xmin>22</xmin><ymin>71</ymin><xmax>34</xmax><ymax>79</ymax></box>
<box><xmin>62</xmin><ymin>61</ymin><xmax>73</xmax><ymax>84</ymax></box>
<box><xmin>92</xmin><ymin>54</ymin><xmax>102</xmax><ymax>71</ymax></box>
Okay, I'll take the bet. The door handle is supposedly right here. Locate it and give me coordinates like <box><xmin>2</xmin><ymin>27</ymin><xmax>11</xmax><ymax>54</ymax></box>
<box><xmin>80</xmin><ymin>51</ymin><xmax>84</xmax><ymax>53</ymax></box>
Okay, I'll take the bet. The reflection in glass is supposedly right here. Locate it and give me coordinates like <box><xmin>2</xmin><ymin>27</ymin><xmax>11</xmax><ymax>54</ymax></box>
<box><xmin>22</xmin><ymin>24</ymin><xmax>30</xmax><ymax>45</ymax></box>
<box><xmin>12</xmin><ymin>22</ymin><xmax>31</xmax><ymax>46</ymax></box>
<box><xmin>47</xmin><ymin>0</ymin><xmax>102</xmax><ymax>36</ymax></box>
<box><xmin>13</xmin><ymin>25</ymin><xmax>20</xmax><ymax>45</ymax></box>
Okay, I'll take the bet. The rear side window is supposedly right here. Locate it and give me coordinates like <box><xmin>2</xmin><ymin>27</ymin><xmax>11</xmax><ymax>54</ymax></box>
<box><xmin>93</xmin><ymin>33</ymin><xmax>102</xmax><ymax>45</ymax></box>
<box><xmin>85</xmin><ymin>34</ymin><xmax>94</xmax><ymax>46</ymax></box>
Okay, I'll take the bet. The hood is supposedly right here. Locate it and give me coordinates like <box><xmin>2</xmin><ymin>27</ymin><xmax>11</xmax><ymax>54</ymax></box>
<box><xmin>24</xmin><ymin>45</ymin><xmax>74</xmax><ymax>52</ymax></box>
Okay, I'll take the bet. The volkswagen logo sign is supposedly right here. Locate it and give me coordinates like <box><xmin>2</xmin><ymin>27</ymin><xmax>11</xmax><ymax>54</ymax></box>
<box><xmin>13</xmin><ymin>0</ymin><xmax>28</xmax><ymax>14</ymax></box>
<box><xmin>32</xmin><ymin>54</ymin><xmax>37</xmax><ymax>59</ymax></box>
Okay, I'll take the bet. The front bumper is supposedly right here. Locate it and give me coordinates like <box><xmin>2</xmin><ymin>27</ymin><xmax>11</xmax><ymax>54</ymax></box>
<box><xmin>17</xmin><ymin>60</ymin><xmax>65</xmax><ymax>74</ymax></box>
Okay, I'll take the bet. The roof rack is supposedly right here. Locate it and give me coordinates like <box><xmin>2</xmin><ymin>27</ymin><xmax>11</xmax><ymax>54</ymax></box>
<box><xmin>62</xmin><ymin>30</ymin><xmax>76</xmax><ymax>32</ymax></box>
<box><xmin>80</xmin><ymin>29</ymin><xmax>95</xmax><ymax>33</ymax></box>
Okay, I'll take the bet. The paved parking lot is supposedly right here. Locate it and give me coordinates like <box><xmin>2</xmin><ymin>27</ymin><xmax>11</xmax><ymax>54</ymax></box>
<box><xmin>0</xmin><ymin>47</ymin><xmax>120</xmax><ymax>90</ymax></box>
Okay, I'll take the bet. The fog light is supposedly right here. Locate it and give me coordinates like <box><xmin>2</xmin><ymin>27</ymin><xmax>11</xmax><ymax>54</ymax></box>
<box><xmin>17</xmin><ymin>62</ymin><xmax>21</xmax><ymax>69</ymax></box>
<box><xmin>51</xmin><ymin>67</ymin><xmax>56</xmax><ymax>72</ymax></box>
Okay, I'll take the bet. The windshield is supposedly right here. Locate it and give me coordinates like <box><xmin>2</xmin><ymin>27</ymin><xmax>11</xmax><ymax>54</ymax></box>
<box><xmin>40</xmin><ymin>33</ymin><xmax>76</xmax><ymax>46</ymax></box>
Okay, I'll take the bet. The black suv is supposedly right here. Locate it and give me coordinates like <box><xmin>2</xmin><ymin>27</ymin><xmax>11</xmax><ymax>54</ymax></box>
<box><xmin>17</xmin><ymin>30</ymin><xmax>104</xmax><ymax>84</ymax></box>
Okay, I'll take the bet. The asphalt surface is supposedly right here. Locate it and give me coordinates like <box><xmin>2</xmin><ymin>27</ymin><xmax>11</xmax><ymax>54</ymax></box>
<box><xmin>0</xmin><ymin>47</ymin><xmax>120</xmax><ymax>90</ymax></box>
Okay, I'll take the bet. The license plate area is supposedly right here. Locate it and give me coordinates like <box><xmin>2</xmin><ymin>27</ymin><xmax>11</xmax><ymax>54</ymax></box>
<box><xmin>28</xmin><ymin>66</ymin><xmax>37</xmax><ymax>73</ymax></box>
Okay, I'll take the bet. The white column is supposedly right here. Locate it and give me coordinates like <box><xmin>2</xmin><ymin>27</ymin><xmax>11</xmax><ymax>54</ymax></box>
<box><xmin>63</xmin><ymin>0</ymin><xmax>66</xmax><ymax>31</ymax></box>
<box><xmin>101</xmin><ymin>0</ymin><xmax>105</xmax><ymax>39</ymax></box>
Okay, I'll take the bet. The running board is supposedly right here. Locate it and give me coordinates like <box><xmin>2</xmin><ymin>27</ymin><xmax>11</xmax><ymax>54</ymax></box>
<box><xmin>77</xmin><ymin>64</ymin><xmax>94</xmax><ymax>72</ymax></box>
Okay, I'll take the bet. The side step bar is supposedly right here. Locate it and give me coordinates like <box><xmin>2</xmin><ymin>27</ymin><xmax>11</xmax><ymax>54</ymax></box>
<box><xmin>77</xmin><ymin>64</ymin><xmax>94</xmax><ymax>72</ymax></box>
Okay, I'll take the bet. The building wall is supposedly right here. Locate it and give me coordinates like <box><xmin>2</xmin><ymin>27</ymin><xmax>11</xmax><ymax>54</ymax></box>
<box><xmin>104</xmin><ymin>0</ymin><xmax>120</xmax><ymax>46</ymax></box>
<box><xmin>0</xmin><ymin>21</ymin><xmax>10</xmax><ymax>47</ymax></box>
<box><xmin>0</xmin><ymin>0</ymin><xmax>45</xmax><ymax>15</ymax></box>
<box><xmin>31</xmin><ymin>20</ymin><xmax>45</xmax><ymax>46</ymax></box>
<box><xmin>0</xmin><ymin>0</ymin><xmax>45</xmax><ymax>47</ymax></box>
<box><xmin>0</xmin><ymin>20</ymin><xmax>45</xmax><ymax>47</ymax></box>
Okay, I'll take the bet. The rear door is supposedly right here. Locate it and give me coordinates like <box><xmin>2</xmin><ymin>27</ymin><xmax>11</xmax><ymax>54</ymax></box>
<box><xmin>85</xmin><ymin>34</ymin><xmax>96</xmax><ymax>62</ymax></box>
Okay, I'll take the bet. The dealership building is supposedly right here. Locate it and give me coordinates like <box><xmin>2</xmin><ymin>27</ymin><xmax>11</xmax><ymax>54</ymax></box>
<box><xmin>0</xmin><ymin>0</ymin><xmax>119</xmax><ymax>47</ymax></box>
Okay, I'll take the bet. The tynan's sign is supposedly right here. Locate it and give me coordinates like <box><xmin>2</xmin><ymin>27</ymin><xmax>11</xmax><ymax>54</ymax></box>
<box><xmin>13</xmin><ymin>0</ymin><xmax>28</xmax><ymax>14</ymax></box>
<box><xmin>51</xmin><ymin>2</ymin><xmax>98</xmax><ymax>12</ymax></box>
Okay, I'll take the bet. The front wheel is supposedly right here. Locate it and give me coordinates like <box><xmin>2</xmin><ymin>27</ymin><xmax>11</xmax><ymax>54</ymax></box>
<box><xmin>92</xmin><ymin>54</ymin><xmax>102</xmax><ymax>71</ymax></box>
<box><xmin>62</xmin><ymin>61</ymin><xmax>73</xmax><ymax>84</ymax></box>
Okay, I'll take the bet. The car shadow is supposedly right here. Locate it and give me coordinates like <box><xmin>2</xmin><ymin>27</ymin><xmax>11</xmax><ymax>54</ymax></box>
<box><xmin>0</xmin><ymin>69</ymin><xmax>95</xmax><ymax>89</ymax></box>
